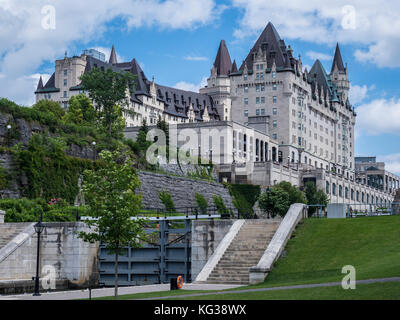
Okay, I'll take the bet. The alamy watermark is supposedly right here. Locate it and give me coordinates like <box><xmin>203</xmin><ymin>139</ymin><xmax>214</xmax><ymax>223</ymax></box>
<box><xmin>41</xmin><ymin>5</ymin><xmax>56</xmax><ymax>30</ymax></box>
<box><xmin>341</xmin><ymin>265</ymin><xmax>356</xmax><ymax>289</ymax></box>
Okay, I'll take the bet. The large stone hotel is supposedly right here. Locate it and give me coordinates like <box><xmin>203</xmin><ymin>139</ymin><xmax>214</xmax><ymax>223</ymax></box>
<box><xmin>35</xmin><ymin>22</ymin><xmax>399</xmax><ymax>208</ymax></box>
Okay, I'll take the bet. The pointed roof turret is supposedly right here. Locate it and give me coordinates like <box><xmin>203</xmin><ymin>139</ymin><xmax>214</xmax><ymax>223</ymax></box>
<box><xmin>37</xmin><ymin>76</ymin><xmax>44</xmax><ymax>90</ymax></box>
<box><xmin>331</xmin><ymin>43</ymin><xmax>345</xmax><ymax>73</ymax></box>
<box><xmin>213</xmin><ymin>40</ymin><xmax>232</xmax><ymax>76</ymax></box>
<box><xmin>109</xmin><ymin>45</ymin><xmax>118</xmax><ymax>65</ymax></box>
<box><xmin>231</xmin><ymin>60</ymin><xmax>238</xmax><ymax>73</ymax></box>
<box><xmin>240</xmin><ymin>22</ymin><xmax>293</xmax><ymax>71</ymax></box>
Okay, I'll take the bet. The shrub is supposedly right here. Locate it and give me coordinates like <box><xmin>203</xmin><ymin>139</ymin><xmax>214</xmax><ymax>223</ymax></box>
<box><xmin>213</xmin><ymin>195</ymin><xmax>229</xmax><ymax>216</ymax></box>
<box><xmin>159</xmin><ymin>191</ymin><xmax>175</xmax><ymax>212</ymax></box>
<box><xmin>195</xmin><ymin>193</ymin><xmax>208</xmax><ymax>215</ymax></box>
<box><xmin>32</xmin><ymin>99</ymin><xmax>66</xmax><ymax>119</ymax></box>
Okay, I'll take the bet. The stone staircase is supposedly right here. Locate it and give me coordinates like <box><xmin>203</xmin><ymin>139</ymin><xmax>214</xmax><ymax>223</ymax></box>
<box><xmin>205</xmin><ymin>220</ymin><xmax>280</xmax><ymax>285</ymax></box>
<box><xmin>0</xmin><ymin>223</ymin><xmax>31</xmax><ymax>251</ymax></box>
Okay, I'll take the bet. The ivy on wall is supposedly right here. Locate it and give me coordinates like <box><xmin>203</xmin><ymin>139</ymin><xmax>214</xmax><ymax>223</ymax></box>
<box><xmin>12</xmin><ymin>133</ymin><xmax>95</xmax><ymax>204</ymax></box>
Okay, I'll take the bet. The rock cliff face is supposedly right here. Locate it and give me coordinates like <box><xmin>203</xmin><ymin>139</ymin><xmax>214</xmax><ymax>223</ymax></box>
<box><xmin>0</xmin><ymin>112</ymin><xmax>233</xmax><ymax>209</ymax></box>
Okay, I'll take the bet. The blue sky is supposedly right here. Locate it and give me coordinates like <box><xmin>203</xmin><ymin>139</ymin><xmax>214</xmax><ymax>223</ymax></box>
<box><xmin>1</xmin><ymin>0</ymin><xmax>400</xmax><ymax>173</ymax></box>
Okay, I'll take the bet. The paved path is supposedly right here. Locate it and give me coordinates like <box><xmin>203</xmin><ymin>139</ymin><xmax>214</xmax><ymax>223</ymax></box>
<box><xmin>139</xmin><ymin>277</ymin><xmax>400</xmax><ymax>300</ymax></box>
<box><xmin>0</xmin><ymin>283</ymin><xmax>242</xmax><ymax>300</ymax></box>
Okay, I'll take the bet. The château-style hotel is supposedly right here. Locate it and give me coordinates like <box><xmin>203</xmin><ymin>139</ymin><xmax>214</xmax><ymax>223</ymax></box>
<box><xmin>35</xmin><ymin>22</ymin><xmax>399</xmax><ymax>207</ymax></box>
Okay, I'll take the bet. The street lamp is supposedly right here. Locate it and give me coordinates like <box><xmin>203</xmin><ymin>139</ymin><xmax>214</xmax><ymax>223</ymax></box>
<box><xmin>6</xmin><ymin>124</ymin><xmax>11</xmax><ymax>147</ymax></box>
<box><xmin>266</xmin><ymin>187</ymin><xmax>271</xmax><ymax>219</ymax></box>
<box><xmin>33</xmin><ymin>214</ymin><xmax>45</xmax><ymax>296</ymax></box>
<box><xmin>287</xmin><ymin>156</ymin><xmax>290</xmax><ymax>168</ymax></box>
<box><xmin>92</xmin><ymin>141</ymin><xmax>97</xmax><ymax>161</ymax></box>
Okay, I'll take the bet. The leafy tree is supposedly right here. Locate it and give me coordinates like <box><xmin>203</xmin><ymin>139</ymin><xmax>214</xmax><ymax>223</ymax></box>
<box><xmin>156</xmin><ymin>115</ymin><xmax>169</xmax><ymax>160</ymax></box>
<box><xmin>80</xmin><ymin>67</ymin><xmax>136</xmax><ymax>137</ymax></box>
<box><xmin>78</xmin><ymin>149</ymin><xmax>145</xmax><ymax>299</ymax></box>
<box><xmin>32</xmin><ymin>100</ymin><xmax>65</xmax><ymax>118</ymax></box>
<box><xmin>195</xmin><ymin>193</ymin><xmax>208</xmax><ymax>215</ymax></box>
<box><xmin>258</xmin><ymin>182</ymin><xmax>306</xmax><ymax>218</ymax></box>
<box><xmin>304</xmin><ymin>181</ymin><xmax>329</xmax><ymax>216</ymax></box>
<box><xmin>213</xmin><ymin>195</ymin><xmax>230</xmax><ymax>217</ymax></box>
<box><xmin>158</xmin><ymin>191</ymin><xmax>175</xmax><ymax>212</ymax></box>
<box><xmin>63</xmin><ymin>94</ymin><xmax>96</xmax><ymax>125</ymax></box>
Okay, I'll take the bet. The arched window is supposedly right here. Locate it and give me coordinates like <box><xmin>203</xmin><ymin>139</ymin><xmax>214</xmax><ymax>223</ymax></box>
<box><xmin>326</xmin><ymin>182</ymin><xmax>330</xmax><ymax>194</ymax></box>
<box><xmin>339</xmin><ymin>185</ymin><xmax>343</xmax><ymax>197</ymax></box>
<box><xmin>332</xmin><ymin>183</ymin><xmax>337</xmax><ymax>196</ymax></box>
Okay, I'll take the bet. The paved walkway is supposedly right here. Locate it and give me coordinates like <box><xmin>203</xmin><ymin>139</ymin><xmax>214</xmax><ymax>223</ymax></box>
<box><xmin>0</xmin><ymin>283</ymin><xmax>243</xmax><ymax>300</ymax></box>
<box><xmin>139</xmin><ymin>277</ymin><xmax>400</xmax><ymax>300</ymax></box>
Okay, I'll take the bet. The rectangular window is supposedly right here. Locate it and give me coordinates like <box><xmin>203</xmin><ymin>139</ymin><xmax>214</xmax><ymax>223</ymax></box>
<box><xmin>272</xmin><ymin>72</ymin><xmax>276</xmax><ymax>79</ymax></box>
<box><xmin>244</xmin><ymin>74</ymin><xmax>248</xmax><ymax>81</ymax></box>
<box><xmin>273</xmin><ymin>108</ymin><xmax>277</xmax><ymax>115</ymax></box>
<box><xmin>244</xmin><ymin>86</ymin><xmax>248</xmax><ymax>93</ymax></box>
<box><xmin>261</xmin><ymin>109</ymin><xmax>265</xmax><ymax>115</ymax></box>
<box><xmin>273</xmin><ymin>84</ymin><xmax>277</xmax><ymax>90</ymax></box>
<box><xmin>64</xmin><ymin>79</ymin><xmax>67</xmax><ymax>86</ymax></box>
<box><xmin>64</xmin><ymin>70</ymin><xmax>67</xmax><ymax>76</ymax></box>
<box><xmin>244</xmin><ymin>98</ymin><xmax>248</xmax><ymax>105</ymax></box>
<box><xmin>261</xmin><ymin>97</ymin><xmax>265</xmax><ymax>104</ymax></box>
<box><xmin>260</xmin><ymin>73</ymin><xmax>264</xmax><ymax>80</ymax></box>
<box><xmin>273</xmin><ymin>133</ymin><xmax>277</xmax><ymax>140</ymax></box>
<box><xmin>256</xmin><ymin>73</ymin><xmax>260</xmax><ymax>80</ymax></box>
<box><xmin>63</xmin><ymin>91</ymin><xmax>67</xmax><ymax>98</ymax></box>
<box><xmin>256</xmin><ymin>85</ymin><xmax>260</xmax><ymax>92</ymax></box>
<box><xmin>273</xmin><ymin>120</ymin><xmax>277</xmax><ymax>128</ymax></box>
<box><xmin>273</xmin><ymin>96</ymin><xmax>277</xmax><ymax>103</ymax></box>
<box><xmin>256</xmin><ymin>97</ymin><xmax>260</xmax><ymax>104</ymax></box>
<box><xmin>260</xmin><ymin>64</ymin><xmax>263</xmax><ymax>70</ymax></box>
<box><xmin>244</xmin><ymin>110</ymin><xmax>248</xmax><ymax>117</ymax></box>
<box><xmin>261</xmin><ymin>85</ymin><xmax>265</xmax><ymax>92</ymax></box>
<box><xmin>256</xmin><ymin>109</ymin><xmax>260</xmax><ymax>116</ymax></box>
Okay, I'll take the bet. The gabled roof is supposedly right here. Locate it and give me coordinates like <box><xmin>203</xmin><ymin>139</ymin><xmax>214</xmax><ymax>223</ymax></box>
<box><xmin>129</xmin><ymin>58</ymin><xmax>149</xmax><ymax>96</ymax></box>
<box><xmin>309</xmin><ymin>60</ymin><xmax>339</xmax><ymax>102</ymax></box>
<box><xmin>231</xmin><ymin>60</ymin><xmax>238</xmax><ymax>73</ymax></box>
<box><xmin>239</xmin><ymin>22</ymin><xmax>294</xmax><ymax>72</ymax></box>
<box><xmin>36</xmin><ymin>76</ymin><xmax>43</xmax><ymax>90</ymax></box>
<box><xmin>331</xmin><ymin>43</ymin><xmax>345</xmax><ymax>73</ymax></box>
<box><xmin>35</xmin><ymin>73</ymin><xmax>60</xmax><ymax>94</ymax></box>
<box><xmin>213</xmin><ymin>40</ymin><xmax>232</xmax><ymax>76</ymax></box>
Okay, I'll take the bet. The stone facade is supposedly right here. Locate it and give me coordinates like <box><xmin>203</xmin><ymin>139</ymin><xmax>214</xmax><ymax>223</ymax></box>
<box><xmin>0</xmin><ymin>222</ymin><xmax>98</xmax><ymax>288</ymax></box>
<box><xmin>137</xmin><ymin>171</ymin><xmax>234</xmax><ymax>210</ymax></box>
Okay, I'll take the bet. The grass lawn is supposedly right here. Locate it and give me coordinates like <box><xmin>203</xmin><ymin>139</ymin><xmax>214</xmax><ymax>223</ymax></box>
<box><xmin>92</xmin><ymin>216</ymin><xmax>400</xmax><ymax>300</ymax></box>
<box><xmin>250</xmin><ymin>216</ymin><xmax>400</xmax><ymax>288</ymax></box>
<box><xmin>169</xmin><ymin>281</ymin><xmax>400</xmax><ymax>300</ymax></box>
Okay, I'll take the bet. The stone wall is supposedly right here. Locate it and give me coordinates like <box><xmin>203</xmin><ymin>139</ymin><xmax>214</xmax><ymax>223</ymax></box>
<box><xmin>0</xmin><ymin>222</ymin><xmax>98</xmax><ymax>291</ymax></box>
<box><xmin>138</xmin><ymin>171</ymin><xmax>234</xmax><ymax>210</ymax></box>
<box><xmin>191</xmin><ymin>220</ymin><xmax>234</xmax><ymax>281</ymax></box>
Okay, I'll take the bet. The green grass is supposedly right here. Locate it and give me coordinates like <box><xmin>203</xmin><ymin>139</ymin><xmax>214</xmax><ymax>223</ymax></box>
<box><xmin>91</xmin><ymin>216</ymin><xmax>400</xmax><ymax>300</ymax></box>
<box><xmin>170</xmin><ymin>281</ymin><xmax>400</xmax><ymax>300</ymax></box>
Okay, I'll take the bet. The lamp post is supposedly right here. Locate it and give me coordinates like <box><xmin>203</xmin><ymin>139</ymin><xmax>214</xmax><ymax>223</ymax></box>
<box><xmin>266</xmin><ymin>187</ymin><xmax>271</xmax><ymax>219</ymax></box>
<box><xmin>287</xmin><ymin>156</ymin><xmax>290</xmax><ymax>168</ymax></box>
<box><xmin>6</xmin><ymin>124</ymin><xmax>11</xmax><ymax>147</ymax></box>
<box><xmin>33</xmin><ymin>213</ymin><xmax>45</xmax><ymax>296</ymax></box>
<box><xmin>92</xmin><ymin>141</ymin><xmax>96</xmax><ymax>161</ymax></box>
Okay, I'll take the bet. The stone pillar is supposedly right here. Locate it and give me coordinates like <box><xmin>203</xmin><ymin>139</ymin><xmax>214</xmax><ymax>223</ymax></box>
<box><xmin>0</xmin><ymin>210</ymin><xmax>5</xmax><ymax>224</ymax></box>
<box><xmin>392</xmin><ymin>190</ymin><xmax>400</xmax><ymax>215</ymax></box>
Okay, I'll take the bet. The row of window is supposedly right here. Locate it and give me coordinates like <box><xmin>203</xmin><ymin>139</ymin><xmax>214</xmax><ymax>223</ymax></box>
<box><xmin>244</xmin><ymin>108</ymin><xmax>278</xmax><ymax>117</ymax></box>
<box><xmin>326</xmin><ymin>182</ymin><xmax>389</xmax><ymax>205</ymax></box>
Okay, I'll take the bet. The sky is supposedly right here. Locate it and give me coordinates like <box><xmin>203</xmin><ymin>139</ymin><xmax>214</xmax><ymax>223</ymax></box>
<box><xmin>0</xmin><ymin>0</ymin><xmax>400</xmax><ymax>173</ymax></box>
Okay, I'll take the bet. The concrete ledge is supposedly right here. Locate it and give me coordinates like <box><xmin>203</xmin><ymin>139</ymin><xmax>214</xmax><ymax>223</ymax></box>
<box><xmin>195</xmin><ymin>219</ymin><xmax>245</xmax><ymax>282</ymax></box>
<box><xmin>249</xmin><ymin>204</ymin><xmax>307</xmax><ymax>285</ymax></box>
<box><xmin>0</xmin><ymin>223</ymin><xmax>36</xmax><ymax>264</ymax></box>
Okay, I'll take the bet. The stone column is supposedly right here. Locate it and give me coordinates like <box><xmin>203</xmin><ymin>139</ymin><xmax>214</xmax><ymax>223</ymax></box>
<box><xmin>0</xmin><ymin>210</ymin><xmax>5</xmax><ymax>224</ymax></box>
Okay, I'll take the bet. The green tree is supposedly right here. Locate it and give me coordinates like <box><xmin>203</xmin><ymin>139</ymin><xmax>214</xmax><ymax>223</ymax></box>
<box><xmin>195</xmin><ymin>193</ymin><xmax>208</xmax><ymax>215</ymax></box>
<box><xmin>258</xmin><ymin>182</ymin><xmax>306</xmax><ymax>218</ymax></box>
<box><xmin>304</xmin><ymin>181</ymin><xmax>329</xmax><ymax>216</ymax></box>
<box><xmin>63</xmin><ymin>94</ymin><xmax>96</xmax><ymax>125</ymax></box>
<box><xmin>80</xmin><ymin>67</ymin><xmax>136</xmax><ymax>137</ymax></box>
<box><xmin>158</xmin><ymin>191</ymin><xmax>175</xmax><ymax>212</ymax></box>
<box><xmin>78</xmin><ymin>149</ymin><xmax>145</xmax><ymax>299</ymax></box>
<box><xmin>32</xmin><ymin>100</ymin><xmax>65</xmax><ymax>118</ymax></box>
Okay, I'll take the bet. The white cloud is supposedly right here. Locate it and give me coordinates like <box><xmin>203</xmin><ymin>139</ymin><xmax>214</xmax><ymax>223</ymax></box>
<box><xmin>355</xmin><ymin>98</ymin><xmax>400</xmax><ymax>135</ymax></box>
<box><xmin>306</xmin><ymin>51</ymin><xmax>332</xmax><ymax>61</ymax></box>
<box><xmin>174</xmin><ymin>77</ymin><xmax>208</xmax><ymax>93</ymax></box>
<box><xmin>377</xmin><ymin>154</ymin><xmax>400</xmax><ymax>175</ymax></box>
<box><xmin>349</xmin><ymin>84</ymin><xmax>371</xmax><ymax>105</ymax></box>
<box><xmin>184</xmin><ymin>56</ymin><xmax>209</xmax><ymax>61</ymax></box>
<box><xmin>232</xmin><ymin>0</ymin><xmax>400</xmax><ymax>68</ymax></box>
<box><xmin>0</xmin><ymin>0</ymin><xmax>222</xmax><ymax>105</ymax></box>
